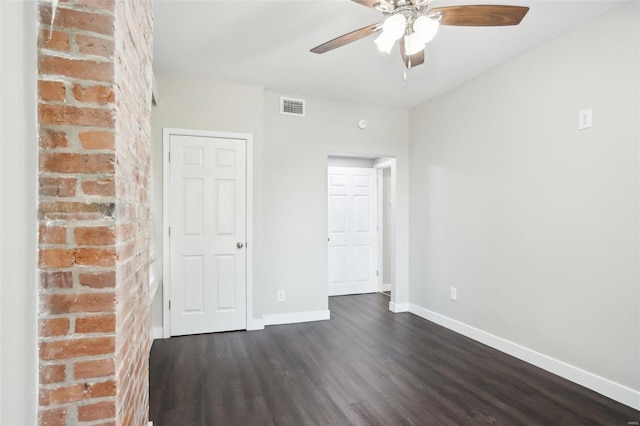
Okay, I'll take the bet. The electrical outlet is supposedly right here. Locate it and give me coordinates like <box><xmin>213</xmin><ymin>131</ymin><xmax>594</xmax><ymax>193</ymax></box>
<box><xmin>578</xmin><ymin>108</ymin><xmax>592</xmax><ymax>130</ymax></box>
<box><xmin>277</xmin><ymin>290</ymin><xmax>285</xmax><ymax>302</ymax></box>
<box><xmin>450</xmin><ymin>287</ymin><xmax>457</xmax><ymax>301</ymax></box>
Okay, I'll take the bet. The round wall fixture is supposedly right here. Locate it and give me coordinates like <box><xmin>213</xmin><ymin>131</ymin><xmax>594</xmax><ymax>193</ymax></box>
<box><xmin>358</xmin><ymin>119</ymin><xmax>367</xmax><ymax>129</ymax></box>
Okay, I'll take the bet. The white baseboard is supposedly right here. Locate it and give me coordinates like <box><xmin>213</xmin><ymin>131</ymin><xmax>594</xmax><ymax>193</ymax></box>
<box><xmin>263</xmin><ymin>310</ymin><xmax>330</xmax><ymax>326</ymax></box>
<box><xmin>389</xmin><ymin>301</ymin><xmax>409</xmax><ymax>313</ymax></box>
<box><xmin>409</xmin><ymin>304</ymin><xmax>640</xmax><ymax>411</ymax></box>
<box><xmin>151</xmin><ymin>326</ymin><xmax>163</xmax><ymax>341</ymax></box>
<box><xmin>381</xmin><ymin>283</ymin><xmax>391</xmax><ymax>292</ymax></box>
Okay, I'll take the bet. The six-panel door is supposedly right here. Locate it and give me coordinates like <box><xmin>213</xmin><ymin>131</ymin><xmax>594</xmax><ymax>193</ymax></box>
<box><xmin>328</xmin><ymin>167</ymin><xmax>378</xmax><ymax>296</ymax></box>
<box><xmin>169</xmin><ymin>134</ymin><xmax>247</xmax><ymax>336</ymax></box>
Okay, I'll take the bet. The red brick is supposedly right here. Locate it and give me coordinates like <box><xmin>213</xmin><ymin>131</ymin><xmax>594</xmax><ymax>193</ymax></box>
<box><xmin>75</xmin><ymin>0</ymin><xmax>115</xmax><ymax>11</ymax></box>
<box><xmin>40</xmin><ymin>364</ymin><xmax>66</xmax><ymax>384</ymax></box>
<box><xmin>40</xmin><ymin>336</ymin><xmax>115</xmax><ymax>360</ymax></box>
<box><xmin>39</xmin><ymin>249</ymin><xmax>75</xmax><ymax>268</ymax></box>
<box><xmin>39</xmin><ymin>224</ymin><xmax>67</xmax><ymax>245</ymax></box>
<box><xmin>79</xmin><ymin>270</ymin><xmax>115</xmax><ymax>289</ymax></box>
<box><xmin>82</xmin><ymin>178</ymin><xmax>115</xmax><ymax>197</ymax></box>
<box><xmin>76</xmin><ymin>314</ymin><xmax>115</xmax><ymax>333</ymax></box>
<box><xmin>38</xmin><ymin>103</ymin><xmax>114</xmax><ymax>127</ymax></box>
<box><xmin>39</xmin><ymin>201</ymin><xmax>115</xmax><ymax>220</ymax></box>
<box><xmin>39</xmin><ymin>406</ymin><xmax>67</xmax><ymax>426</ymax></box>
<box><xmin>86</xmin><ymin>380</ymin><xmax>116</xmax><ymax>398</ymax></box>
<box><xmin>41</xmin><ymin>271</ymin><xmax>73</xmax><ymax>289</ymax></box>
<box><xmin>40</xmin><ymin>292</ymin><xmax>115</xmax><ymax>315</ymax></box>
<box><xmin>40</xmin><ymin>152</ymin><xmax>114</xmax><ymax>174</ymax></box>
<box><xmin>74</xmin><ymin>248</ymin><xmax>116</xmax><ymax>267</ymax></box>
<box><xmin>39</xmin><ymin>29</ymin><xmax>70</xmax><ymax>52</ymax></box>
<box><xmin>73</xmin><ymin>84</ymin><xmax>114</xmax><ymax>105</ymax></box>
<box><xmin>39</xmin><ymin>177</ymin><xmax>76</xmax><ymax>197</ymax></box>
<box><xmin>40</xmin><ymin>383</ymin><xmax>84</xmax><ymax>406</ymax></box>
<box><xmin>74</xmin><ymin>226</ymin><xmax>115</xmax><ymax>246</ymax></box>
<box><xmin>40</xmin><ymin>5</ymin><xmax>114</xmax><ymax>36</ymax></box>
<box><xmin>39</xmin><ymin>317</ymin><xmax>70</xmax><ymax>337</ymax></box>
<box><xmin>79</xmin><ymin>131</ymin><xmax>114</xmax><ymax>150</ymax></box>
<box><xmin>39</xmin><ymin>80</ymin><xmax>66</xmax><ymax>102</ymax></box>
<box><xmin>77</xmin><ymin>401</ymin><xmax>115</xmax><ymax>422</ymax></box>
<box><xmin>40</xmin><ymin>54</ymin><xmax>113</xmax><ymax>84</ymax></box>
<box><xmin>74</xmin><ymin>358</ymin><xmax>115</xmax><ymax>379</ymax></box>
<box><xmin>40</xmin><ymin>129</ymin><xmax>68</xmax><ymax>149</ymax></box>
<box><xmin>76</xmin><ymin>33</ymin><xmax>114</xmax><ymax>58</ymax></box>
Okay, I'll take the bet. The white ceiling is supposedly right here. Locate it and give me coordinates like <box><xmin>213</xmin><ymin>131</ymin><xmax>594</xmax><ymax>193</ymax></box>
<box><xmin>153</xmin><ymin>0</ymin><xmax>624</xmax><ymax>109</ymax></box>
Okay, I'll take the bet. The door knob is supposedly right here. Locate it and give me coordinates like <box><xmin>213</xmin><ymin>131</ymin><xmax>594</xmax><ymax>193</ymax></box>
<box><xmin>237</xmin><ymin>242</ymin><xmax>244</xmax><ymax>249</ymax></box>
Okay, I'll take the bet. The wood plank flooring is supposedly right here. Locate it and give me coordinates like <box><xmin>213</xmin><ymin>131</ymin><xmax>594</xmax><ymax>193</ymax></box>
<box><xmin>149</xmin><ymin>294</ymin><xmax>640</xmax><ymax>425</ymax></box>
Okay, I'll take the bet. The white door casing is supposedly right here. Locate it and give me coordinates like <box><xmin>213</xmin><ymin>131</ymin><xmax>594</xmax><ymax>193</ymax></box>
<box><xmin>328</xmin><ymin>167</ymin><xmax>378</xmax><ymax>296</ymax></box>
<box><xmin>164</xmin><ymin>129</ymin><xmax>251</xmax><ymax>336</ymax></box>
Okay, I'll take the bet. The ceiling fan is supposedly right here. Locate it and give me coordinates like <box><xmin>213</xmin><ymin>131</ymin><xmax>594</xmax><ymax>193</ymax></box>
<box><xmin>310</xmin><ymin>0</ymin><xmax>529</xmax><ymax>69</ymax></box>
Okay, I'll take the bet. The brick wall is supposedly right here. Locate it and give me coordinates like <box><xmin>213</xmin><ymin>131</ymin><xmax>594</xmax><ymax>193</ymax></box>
<box><xmin>113</xmin><ymin>0</ymin><xmax>153</xmax><ymax>424</ymax></box>
<box><xmin>37</xmin><ymin>0</ymin><xmax>153</xmax><ymax>424</ymax></box>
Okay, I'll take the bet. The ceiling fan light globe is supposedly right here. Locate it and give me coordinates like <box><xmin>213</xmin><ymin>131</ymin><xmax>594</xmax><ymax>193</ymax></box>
<box><xmin>413</xmin><ymin>15</ymin><xmax>439</xmax><ymax>44</ymax></box>
<box><xmin>382</xmin><ymin>14</ymin><xmax>407</xmax><ymax>41</ymax></box>
<box><xmin>404</xmin><ymin>33</ymin><xmax>425</xmax><ymax>56</ymax></box>
<box><xmin>374</xmin><ymin>33</ymin><xmax>395</xmax><ymax>54</ymax></box>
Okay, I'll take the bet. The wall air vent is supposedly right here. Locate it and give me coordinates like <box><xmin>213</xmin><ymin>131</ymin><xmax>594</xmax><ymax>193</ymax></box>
<box><xmin>280</xmin><ymin>97</ymin><xmax>306</xmax><ymax>117</ymax></box>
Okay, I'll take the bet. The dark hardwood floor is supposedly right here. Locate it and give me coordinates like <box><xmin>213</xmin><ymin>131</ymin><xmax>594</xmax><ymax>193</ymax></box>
<box><xmin>149</xmin><ymin>294</ymin><xmax>639</xmax><ymax>425</ymax></box>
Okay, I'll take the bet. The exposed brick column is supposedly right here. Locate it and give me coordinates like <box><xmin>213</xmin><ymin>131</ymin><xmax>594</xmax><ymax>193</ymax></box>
<box><xmin>113</xmin><ymin>0</ymin><xmax>153</xmax><ymax>424</ymax></box>
<box><xmin>36</xmin><ymin>1</ymin><xmax>152</xmax><ymax>424</ymax></box>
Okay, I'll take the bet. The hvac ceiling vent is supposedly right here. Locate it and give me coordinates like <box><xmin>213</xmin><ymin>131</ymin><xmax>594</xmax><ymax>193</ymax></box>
<box><xmin>280</xmin><ymin>97</ymin><xmax>306</xmax><ymax>117</ymax></box>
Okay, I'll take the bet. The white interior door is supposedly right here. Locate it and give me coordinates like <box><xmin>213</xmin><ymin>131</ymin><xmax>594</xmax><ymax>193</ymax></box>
<box><xmin>328</xmin><ymin>167</ymin><xmax>378</xmax><ymax>296</ymax></box>
<box><xmin>168</xmin><ymin>134</ymin><xmax>246</xmax><ymax>336</ymax></box>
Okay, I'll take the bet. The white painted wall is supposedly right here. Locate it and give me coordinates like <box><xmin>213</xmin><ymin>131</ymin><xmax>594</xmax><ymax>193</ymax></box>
<box><xmin>151</xmin><ymin>80</ymin><xmax>409</xmax><ymax>329</ymax></box>
<box><xmin>327</xmin><ymin>156</ymin><xmax>374</xmax><ymax>168</ymax></box>
<box><xmin>409</xmin><ymin>1</ymin><xmax>639</xmax><ymax>392</ymax></box>
<box><xmin>263</xmin><ymin>91</ymin><xmax>409</xmax><ymax>315</ymax></box>
<box><xmin>151</xmin><ymin>77</ymin><xmax>265</xmax><ymax>327</ymax></box>
<box><xmin>0</xmin><ymin>1</ymin><xmax>38</xmax><ymax>423</ymax></box>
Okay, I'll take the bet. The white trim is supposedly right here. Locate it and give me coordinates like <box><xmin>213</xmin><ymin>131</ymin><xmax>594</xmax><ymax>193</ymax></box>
<box><xmin>263</xmin><ymin>310</ymin><xmax>331</xmax><ymax>326</ymax></box>
<box><xmin>162</xmin><ymin>128</ymin><xmax>255</xmax><ymax>338</ymax></box>
<box><xmin>376</xmin><ymin>169</ymin><xmax>384</xmax><ymax>293</ymax></box>
<box><xmin>409</xmin><ymin>304</ymin><xmax>640</xmax><ymax>411</ymax></box>
<box><xmin>381</xmin><ymin>283</ymin><xmax>391</xmax><ymax>292</ymax></box>
<box><xmin>389</xmin><ymin>302</ymin><xmax>409</xmax><ymax>313</ymax></box>
<box><xmin>151</xmin><ymin>327</ymin><xmax>163</xmax><ymax>341</ymax></box>
<box><xmin>373</xmin><ymin>158</ymin><xmax>398</xmax><ymax>309</ymax></box>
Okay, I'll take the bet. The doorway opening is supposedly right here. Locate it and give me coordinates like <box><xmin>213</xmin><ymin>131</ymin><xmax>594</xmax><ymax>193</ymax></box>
<box><xmin>327</xmin><ymin>154</ymin><xmax>396</xmax><ymax>300</ymax></box>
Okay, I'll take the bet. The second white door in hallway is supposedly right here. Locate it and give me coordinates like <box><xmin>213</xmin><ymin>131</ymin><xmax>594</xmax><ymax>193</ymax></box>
<box><xmin>328</xmin><ymin>167</ymin><xmax>378</xmax><ymax>296</ymax></box>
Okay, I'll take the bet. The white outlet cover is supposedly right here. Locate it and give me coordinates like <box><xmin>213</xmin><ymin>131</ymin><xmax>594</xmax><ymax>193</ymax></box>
<box><xmin>578</xmin><ymin>108</ymin><xmax>592</xmax><ymax>130</ymax></box>
<box><xmin>450</xmin><ymin>287</ymin><xmax>457</xmax><ymax>301</ymax></box>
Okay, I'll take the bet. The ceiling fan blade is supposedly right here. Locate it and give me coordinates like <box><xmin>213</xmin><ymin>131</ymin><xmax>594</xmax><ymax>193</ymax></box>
<box><xmin>430</xmin><ymin>5</ymin><xmax>529</xmax><ymax>27</ymax></box>
<box><xmin>311</xmin><ymin>23</ymin><xmax>382</xmax><ymax>54</ymax></box>
<box><xmin>399</xmin><ymin>37</ymin><xmax>425</xmax><ymax>69</ymax></box>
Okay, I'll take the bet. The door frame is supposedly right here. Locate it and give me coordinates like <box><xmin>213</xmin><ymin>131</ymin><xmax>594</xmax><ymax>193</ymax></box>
<box><xmin>162</xmin><ymin>128</ymin><xmax>254</xmax><ymax>338</ymax></box>
<box><xmin>326</xmin><ymin>154</ymin><xmax>397</xmax><ymax>304</ymax></box>
<box><xmin>373</xmin><ymin>158</ymin><xmax>396</xmax><ymax>296</ymax></box>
